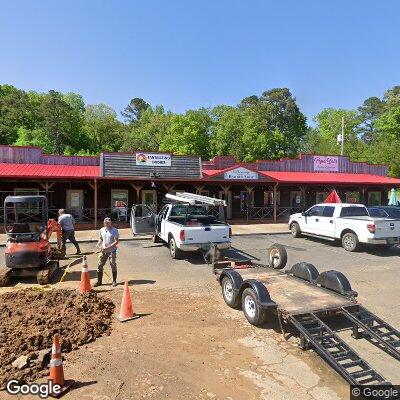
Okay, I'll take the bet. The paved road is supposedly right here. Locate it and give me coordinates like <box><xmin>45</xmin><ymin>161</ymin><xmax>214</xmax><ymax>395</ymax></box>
<box><xmin>1</xmin><ymin>234</ymin><xmax>399</xmax><ymax>399</ymax></box>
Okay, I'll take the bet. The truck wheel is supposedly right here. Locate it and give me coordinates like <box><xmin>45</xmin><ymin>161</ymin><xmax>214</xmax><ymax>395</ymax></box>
<box><xmin>342</xmin><ymin>232</ymin><xmax>359</xmax><ymax>252</ymax></box>
<box><xmin>268</xmin><ymin>243</ymin><xmax>287</xmax><ymax>269</ymax></box>
<box><xmin>241</xmin><ymin>288</ymin><xmax>267</xmax><ymax>326</ymax></box>
<box><xmin>290</xmin><ymin>222</ymin><xmax>302</xmax><ymax>238</ymax></box>
<box><xmin>221</xmin><ymin>276</ymin><xmax>241</xmax><ymax>309</ymax></box>
<box><xmin>169</xmin><ymin>236</ymin><xmax>183</xmax><ymax>259</ymax></box>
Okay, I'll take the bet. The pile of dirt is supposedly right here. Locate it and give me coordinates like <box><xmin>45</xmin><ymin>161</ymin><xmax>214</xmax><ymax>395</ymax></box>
<box><xmin>0</xmin><ymin>289</ymin><xmax>115</xmax><ymax>388</ymax></box>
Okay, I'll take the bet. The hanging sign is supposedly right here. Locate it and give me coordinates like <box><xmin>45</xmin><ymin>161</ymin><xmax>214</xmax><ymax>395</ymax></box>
<box><xmin>224</xmin><ymin>167</ymin><xmax>258</xmax><ymax>180</ymax></box>
<box><xmin>135</xmin><ymin>152</ymin><xmax>171</xmax><ymax>167</ymax></box>
<box><xmin>313</xmin><ymin>156</ymin><xmax>339</xmax><ymax>172</ymax></box>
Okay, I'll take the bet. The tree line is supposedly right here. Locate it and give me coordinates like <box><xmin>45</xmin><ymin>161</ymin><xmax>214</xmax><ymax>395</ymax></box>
<box><xmin>1</xmin><ymin>84</ymin><xmax>399</xmax><ymax>175</ymax></box>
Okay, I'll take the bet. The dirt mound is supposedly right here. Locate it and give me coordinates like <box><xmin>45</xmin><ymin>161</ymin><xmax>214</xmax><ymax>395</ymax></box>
<box><xmin>0</xmin><ymin>289</ymin><xmax>115</xmax><ymax>388</ymax></box>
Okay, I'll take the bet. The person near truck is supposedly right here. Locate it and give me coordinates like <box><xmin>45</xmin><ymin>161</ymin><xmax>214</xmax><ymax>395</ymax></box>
<box><xmin>58</xmin><ymin>209</ymin><xmax>81</xmax><ymax>255</ymax></box>
<box><xmin>94</xmin><ymin>217</ymin><xmax>119</xmax><ymax>287</ymax></box>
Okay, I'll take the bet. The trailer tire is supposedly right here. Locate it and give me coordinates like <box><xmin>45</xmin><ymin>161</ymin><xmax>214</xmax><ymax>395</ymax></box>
<box><xmin>342</xmin><ymin>232</ymin><xmax>359</xmax><ymax>252</ymax></box>
<box><xmin>169</xmin><ymin>236</ymin><xmax>183</xmax><ymax>259</ymax></box>
<box><xmin>290</xmin><ymin>222</ymin><xmax>302</xmax><ymax>238</ymax></box>
<box><xmin>221</xmin><ymin>276</ymin><xmax>241</xmax><ymax>309</ymax></box>
<box><xmin>268</xmin><ymin>243</ymin><xmax>287</xmax><ymax>269</ymax></box>
<box><xmin>242</xmin><ymin>288</ymin><xmax>267</xmax><ymax>326</ymax></box>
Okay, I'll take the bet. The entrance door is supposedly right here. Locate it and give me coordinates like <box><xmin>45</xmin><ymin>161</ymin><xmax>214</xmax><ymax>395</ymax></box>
<box><xmin>141</xmin><ymin>190</ymin><xmax>157</xmax><ymax>212</ymax></box>
<box><xmin>66</xmin><ymin>189</ymin><xmax>83</xmax><ymax>221</ymax></box>
<box><xmin>130</xmin><ymin>205</ymin><xmax>155</xmax><ymax>235</ymax></box>
<box><xmin>218</xmin><ymin>191</ymin><xmax>232</xmax><ymax>220</ymax></box>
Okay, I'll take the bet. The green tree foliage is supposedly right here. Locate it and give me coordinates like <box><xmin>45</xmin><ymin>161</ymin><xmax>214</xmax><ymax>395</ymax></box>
<box><xmin>160</xmin><ymin>109</ymin><xmax>212</xmax><ymax>158</ymax></box>
<box><xmin>121</xmin><ymin>98</ymin><xmax>150</xmax><ymax>123</ymax></box>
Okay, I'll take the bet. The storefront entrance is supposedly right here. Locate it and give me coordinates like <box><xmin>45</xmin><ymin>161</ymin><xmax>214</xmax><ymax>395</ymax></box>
<box><xmin>141</xmin><ymin>190</ymin><xmax>157</xmax><ymax>211</ymax></box>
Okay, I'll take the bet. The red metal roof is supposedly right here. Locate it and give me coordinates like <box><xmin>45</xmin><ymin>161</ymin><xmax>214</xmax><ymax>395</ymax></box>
<box><xmin>259</xmin><ymin>171</ymin><xmax>400</xmax><ymax>185</ymax></box>
<box><xmin>0</xmin><ymin>163</ymin><xmax>99</xmax><ymax>179</ymax></box>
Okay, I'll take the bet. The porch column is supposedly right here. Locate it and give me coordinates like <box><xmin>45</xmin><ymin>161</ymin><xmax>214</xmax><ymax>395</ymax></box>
<box><xmin>220</xmin><ymin>184</ymin><xmax>230</xmax><ymax>197</ymax></box>
<box><xmin>131</xmin><ymin>183</ymin><xmax>144</xmax><ymax>204</ymax></box>
<box><xmin>244</xmin><ymin>185</ymin><xmax>254</xmax><ymax>221</ymax></box>
<box><xmin>300</xmin><ymin>185</ymin><xmax>307</xmax><ymax>209</ymax></box>
<box><xmin>273</xmin><ymin>184</ymin><xmax>278</xmax><ymax>223</ymax></box>
<box><xmin>94</xmin><ymin>179</ymin><xmax>98</xmax><ymax>229</ymax></box>
<box><xmin>194</xmin><ymin>185</ymin><xmax>205</xmax><ymax>194</ymax></box>
<box><xmin>359</xmin><ymin>186</ymin><xmax>366</xmax><ymax>205</ymax></box>
<box><xmin>162</xmin><ymin>184</ymin><xmax>175</xmax><ymax>193</ymax></box>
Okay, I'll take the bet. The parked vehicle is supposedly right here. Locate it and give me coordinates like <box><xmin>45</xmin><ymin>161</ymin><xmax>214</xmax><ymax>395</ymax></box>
<box><xmin>289</xmin><ymin>203</ymin><xmax>400</xmax><ymax>251</ymax></box>
<box><xmin>368</xmin><ymin>206</ymin><xmax>400</xmax><ymax>219</ymax></box>
<box><xmin>130</xmin><ymin>192</ymin><xmax>231</xmax><ymax>259</ymax></box>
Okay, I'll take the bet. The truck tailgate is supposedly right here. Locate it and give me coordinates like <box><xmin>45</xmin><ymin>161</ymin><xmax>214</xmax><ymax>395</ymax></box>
<box><xmin>184</xmin><ymin>224</ymin><xmax>230</xmax><ymax>243</ymax></box>
<box><xmin>374</xmin><ymin>219</ymin><xmax>400</xmax><ymax>238</ymax></box>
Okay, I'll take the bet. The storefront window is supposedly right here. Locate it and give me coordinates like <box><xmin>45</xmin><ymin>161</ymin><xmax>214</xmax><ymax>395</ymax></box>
<box><xmin>345</xmin><ymin>192</ymin><xmax>360</xmax><ymax>203</ymax></box>
<box><xmin>263</xmin><ymin>191</ymin><xmax>280</xmax><ymax>207</ymax></box>
<box><xmin>316</xmin><ymin>192</ymin><xmax>328</xmax><ymax>203</ymax></box>
<box><xmin>111</xmin><ymin>190</ymin><xmax>128</xmax><ymax>210</ymax></box>
<box><xmin>290</xmin><ymin>191</ymin><xmax>302</xmax><ymax>207</ymax></box>
<box><xmin>368</xmin><ymin>191</ymin><xmax>381</xmax><ymax>206</ymax></box>
<box><xmin>240</xmin><ymin>191</ymin><xmax>254</xmax><ymax>211</ymax></box>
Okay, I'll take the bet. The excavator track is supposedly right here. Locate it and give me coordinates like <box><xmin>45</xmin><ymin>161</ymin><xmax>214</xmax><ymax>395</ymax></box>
<box><xmin>36</xmin><ymin>261</ymin><xmax>59</xmax><ymax>285</ymax></box>
<box><xmin>0</xmin><ymin>267</ymin><xmax>11</xmax><ymax>286</ymax></box>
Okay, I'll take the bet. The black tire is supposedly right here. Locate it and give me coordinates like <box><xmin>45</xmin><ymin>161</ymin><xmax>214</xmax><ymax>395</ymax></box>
<box><xmin>268</xmin><ymin>243</ymin><xmax>288</xmax><ymax>269</ymax></box>
<box><xmin>169</xmin><ymin>236</ymin><xmax>183</xmax><ymax>259</ymax></box>
<box><xmin>221</xmin><ymin>276</ymin><xmax>241</xmax><ymax>309</ymax></box>
<box><xmin>290</xmin><ymin>222</ymin><xmax>302</xmax><ymax>238</ymax></box>
<box><xmin>342</xmin><ymin>232</ymin><xmax>359</xmax><ymax>252</ymax></box>
<box><xmin>152</xmin><ymin>234</ymin><xmax>161</xmax><ymax>243</ymax></box>
<box><xmin>241</xmin><ymin>288</ymin><xmax>267</xmax><ymax>326</ymax></box>
<box><xmin>0</xmin><ymin>269</ymin><xmax>10</xmax><ymax>287</ymax></box>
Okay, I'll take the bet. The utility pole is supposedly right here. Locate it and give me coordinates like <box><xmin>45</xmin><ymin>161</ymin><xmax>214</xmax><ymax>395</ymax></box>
<box><xmin>340</xmin><ymin>115</ymin><xmax>344</xmax><ymax>156</ymax></box>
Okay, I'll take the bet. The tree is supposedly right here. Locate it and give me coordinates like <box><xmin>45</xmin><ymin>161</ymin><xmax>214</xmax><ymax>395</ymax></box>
<box><xmin>121</xmin><ymin>98</ymin><xmax>150</xmax><ymax>123</ymax></box>
<box><xmin>357</xmin><ymin>97</ymin><xmax>384</xmax><ymax>142</ymax></box>
<box><xmin>160</xmin><ymin>109</ymin><xmax>212</xmax><ymax>158</ymax></box>
<box><xmin>83</xmin><ymin>104</ymin><xmax>125</xmax><ymax>152</ymax></box>
<box><xmin>122</xmin><ymin>106</ymin><xmax>171</xmax><ymax>151</ymax></box>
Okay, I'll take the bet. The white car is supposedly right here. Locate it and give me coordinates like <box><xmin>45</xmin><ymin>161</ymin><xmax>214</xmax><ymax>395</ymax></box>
<box><xmin>289</xmin><ymin>203</ymin><xmax>400</xmax><ymax>251</ymax></box>
<box><xmin>131</xmin><ymin>193</ymin><xmax>231</xmax><ymax>259</ymax></box>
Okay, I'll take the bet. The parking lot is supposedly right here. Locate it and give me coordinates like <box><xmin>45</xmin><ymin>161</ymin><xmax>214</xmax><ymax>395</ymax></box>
<box><xmin>1</xmin><ymin>233</ymin><xmax>400</xmax><ymax>400</ymax></box>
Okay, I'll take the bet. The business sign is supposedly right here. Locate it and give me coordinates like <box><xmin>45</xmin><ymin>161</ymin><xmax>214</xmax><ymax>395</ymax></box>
<box><xmin>224</xmin><ymin>167</ymin><xmax>258</xmax><ymax>180</ymax></box>
<box><xmin>313</xmin><ymin>156</ymin><xmax>339</xmax><ymax>172</ymax></box>
<box><xmin>135</xmin><ymin>152</ymin><xmax>171</xmax><ymax>167</ymax></box>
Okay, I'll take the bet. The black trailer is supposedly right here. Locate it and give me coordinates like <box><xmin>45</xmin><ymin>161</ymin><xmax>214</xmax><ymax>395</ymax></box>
<box><xmin>211</xmin><ymin>243</ymin><xmax>400</xmax><ymax>386</ymax></box>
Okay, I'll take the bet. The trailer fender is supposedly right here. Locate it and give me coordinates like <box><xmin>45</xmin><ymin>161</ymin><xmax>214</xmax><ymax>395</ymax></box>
<box><xmin>240</xmin><ymin>279</ymin><xmax>276</xmax><ymax>309</ymax></box>
<box><xmin>316</xmin><ymin>270</ymin><xmax>358</xmax><ymax>298</ymax></box>
<box><xmin>287</xmin><ymin>262</ymin><xmax>319</xmax><ymax>283</ymax></box>
<box><xmin>219</xmin><ymin>269</ymin><xmax>243</xmax><ymax>293</ymax></box>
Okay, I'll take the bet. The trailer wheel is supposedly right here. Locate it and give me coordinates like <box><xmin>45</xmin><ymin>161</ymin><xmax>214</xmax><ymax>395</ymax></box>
<box><xmin>342</xmin><ymin>232</ymin><xmax>359</xmax><ymax>252</ymax></box>
<box><xmin>242</xmin><ymin>288</ymin><xmax>267</xmax><ymax>326</ymax></box>
<box><xmin>268</xmin><ymin>243</ymin><xmax>287</xmax><ymax>269</ymax></box>
<box><xmin>221</xmin><ymin>276</ymin><xmax>241</xmax><ymax>309</ymax></box>
<box><xmin>169</xmin><ymin>236</ymin><xmax>183</xmax><ymax>259</ymax></box>
<box><xmin>290</xmin><ymin>222</ymin><xmax>302</xmax><ymax>238</ymax></box>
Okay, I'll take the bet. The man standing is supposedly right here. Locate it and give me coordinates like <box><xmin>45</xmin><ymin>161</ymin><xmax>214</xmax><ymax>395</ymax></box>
<box><xmin>58</xmin><ymin>209</ymin><xmax>81</xmax><ymax>255</ymax></box>
<box><xmin>94</xmin><ymin>217</ymin><xmax>119</xmax><ymax>287</ymax></box>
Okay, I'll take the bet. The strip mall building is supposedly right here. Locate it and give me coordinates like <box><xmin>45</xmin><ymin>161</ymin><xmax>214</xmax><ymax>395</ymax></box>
<box><xmin>1</xmin><ymin>145</ymin><xmax>400</xmax><ymax>229</ymax></box>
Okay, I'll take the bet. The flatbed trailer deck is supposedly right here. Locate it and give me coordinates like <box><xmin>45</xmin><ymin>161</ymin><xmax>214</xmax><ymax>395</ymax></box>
<box><xmin>212</xmin><ymin>244</ymin><xmax>400</xmax><ymax>386</ymax></box>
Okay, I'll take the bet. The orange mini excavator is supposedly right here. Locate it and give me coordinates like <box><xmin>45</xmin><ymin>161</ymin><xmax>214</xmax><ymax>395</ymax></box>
<box><xmin>0</xmin><ymin>195</ymin><xmax>65</xmax><ymax>286</ymax></box>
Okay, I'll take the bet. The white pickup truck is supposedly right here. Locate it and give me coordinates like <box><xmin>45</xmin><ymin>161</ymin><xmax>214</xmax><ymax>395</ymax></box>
<box><xmin>289</xmin><ymin>203</ymin><xmax>400</xmax><ymax>251</ymax></box>
<box><xmin>130</xmin><ymin>193</ymin><xmax>231</xmax><ymax>259</ymax></box>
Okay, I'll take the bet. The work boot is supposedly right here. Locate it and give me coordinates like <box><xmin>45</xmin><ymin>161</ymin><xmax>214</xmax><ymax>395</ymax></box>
<box><xmin>93</xmin><ymin>272</ymin><xmax>103</xmax><ymax>287</ymax></box>
<box><xmin>112</xmin><ymin>271</ymin><xmax>118</xmax><ymax>287</ymax></box>
<box><xmin>75</xmin><ymin>245</ymin><xmax>81</xmax><ymax>255</ymax></box>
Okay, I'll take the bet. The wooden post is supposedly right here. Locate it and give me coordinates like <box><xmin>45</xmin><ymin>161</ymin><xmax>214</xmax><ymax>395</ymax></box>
<box><xmin>94</xmin><ymin>179</ymin><xmax>98</xmax><ymax>229</ymax></box>
<box><xmin>300</xmin><ymin>185</ymin><xmax>306</xmax><ymax>209</ymax></box>
<box><xmin>130</xmin><ymin>183</ymin><xmax>144</xmax><ymax>203</ymax></box>
<box><xmin>273</xmin><ymin>184</ymin><xmax>278</xmax><ymax>223</ymax></box>
<box><xmin>195</xmin><ymin>185</ymin><xmax>205</xmax><ymax>194</ymax></box>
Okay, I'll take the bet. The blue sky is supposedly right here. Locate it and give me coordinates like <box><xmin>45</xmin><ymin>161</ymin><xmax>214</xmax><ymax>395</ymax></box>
<box><xmin>0</xmin><ymin>0</ymin><xmax>399</xmax><ymax>123</ymax></box>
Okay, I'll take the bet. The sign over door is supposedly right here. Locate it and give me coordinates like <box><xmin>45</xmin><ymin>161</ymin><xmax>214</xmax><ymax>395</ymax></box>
<box><xmin>313</xmin><ymin>156</ymin><xmax>339</xmax><ymax>172</ymax></box>
<box><xmin>224</xmin><ymin>167</ymin><xmax>258</xmax><ymax>180</ymax></box>
<box><xmin>135</xmin><ymin>152</ymin><xmax>171</xmax><ymax>166</ymax></box>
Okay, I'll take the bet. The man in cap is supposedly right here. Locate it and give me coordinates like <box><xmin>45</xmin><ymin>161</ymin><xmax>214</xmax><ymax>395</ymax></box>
<box><xmin>58</xmin><ymin>209</ymin><xmax>81</xmax><ymax>255</ymax></box>
<box><xmin>94</xmin><ymin>217</ymin><xmax>119</xmax><ymax>287</ymax></box>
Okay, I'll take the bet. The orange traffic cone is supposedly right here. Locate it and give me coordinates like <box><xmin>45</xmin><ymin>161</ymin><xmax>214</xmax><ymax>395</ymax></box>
<box><xmin>116</xmin><ymin>281</ymin><xmax>139</xmax><ymax>322</ymax></box>
<box><xmin>49</xmin><ymin>334</ymin><xmax>74</xmax><ymax>397</ymax></box>
<box><xmin>79</xmin><ymin>256</ymin><xmax>92</xmax><ymax>294</ymax></box>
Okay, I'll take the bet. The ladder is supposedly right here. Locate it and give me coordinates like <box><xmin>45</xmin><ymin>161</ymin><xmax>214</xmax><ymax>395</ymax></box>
<box><xmin>341</xmin><ymin>305</ymin><xmax>400</xmax><ymax>361</ymax></box>
<box><xmin>166</xmin><ymin>192</ymin><xmax>227</xmax><ymax>206</ymax></box>
<box><xmin>291</xmin><ymin>313</ymin><xmax>387</xmax><ymax>385</ymax></box>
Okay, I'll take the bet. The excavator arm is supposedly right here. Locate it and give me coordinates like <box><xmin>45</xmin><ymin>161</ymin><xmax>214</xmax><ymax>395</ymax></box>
<box><xmin>46</xmin><ymin>219</ymin><xmax>63</xmax><ymax>251</ymax></box>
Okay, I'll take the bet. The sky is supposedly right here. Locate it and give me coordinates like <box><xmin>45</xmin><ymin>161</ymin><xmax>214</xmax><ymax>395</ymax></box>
<box><xmin>0</xmin><ymin>0</ymin><xmax>399</xmax><ymax>123</ymax></box>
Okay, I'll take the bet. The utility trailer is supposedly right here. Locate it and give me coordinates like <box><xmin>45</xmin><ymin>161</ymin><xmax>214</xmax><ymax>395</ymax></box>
<box><xmin>212</xmin><ymin>244</ymin><xmax>400</xmax><ymax>386</ymax></box>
